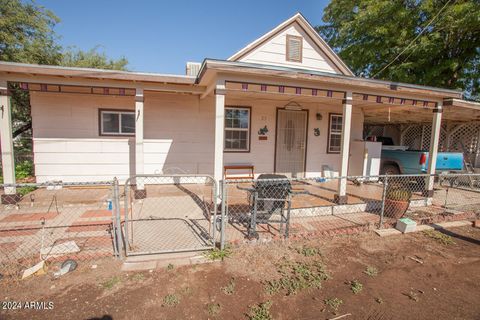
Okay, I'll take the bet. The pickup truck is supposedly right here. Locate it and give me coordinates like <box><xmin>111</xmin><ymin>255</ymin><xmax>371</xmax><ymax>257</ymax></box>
<box><xmin>370</xmin><ymin>136</ymin><xmax>464</xmax><ymax>175</ymax></box>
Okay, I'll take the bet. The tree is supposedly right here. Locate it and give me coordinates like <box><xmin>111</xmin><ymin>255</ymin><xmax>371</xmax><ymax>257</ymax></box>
<box><xmin>0</xmin><ymin>0</ymin><xmax>62</xmax><ymax>64</ymax></box>
<box><xmin>0</xmin><ymin>0</ymin><xmax>129</xmax><ymax>143</ymax></box>
<box><xmin>62</xmin><ymin>46</ymin><xmax>128</xmax><ymax>71</ymax></box>
<box><xmin>317</xmin><ymin>0</ymin><xmax>480</xmax><ymax>101</ymax></box>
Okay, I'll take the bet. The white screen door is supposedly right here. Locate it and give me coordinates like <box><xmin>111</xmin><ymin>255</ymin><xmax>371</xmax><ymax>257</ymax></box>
<box><xmin>275</xmin><ymin>109</ymin><xmax>308</xmax><ymax>178</ymax></box>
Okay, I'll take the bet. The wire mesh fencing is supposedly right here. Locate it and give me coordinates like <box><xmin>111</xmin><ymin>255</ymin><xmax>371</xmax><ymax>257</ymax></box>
<box><xmin>219</xmin><ymin>173</ymin><xmax>480</xmax><ymax>247</ymax></box>
<box><xmin>122</xmin><ymin>175</ymin><xmax>217</xmax><ymax>256</ymax></box>
<box><xmin>0</xmin><ymin>180</ymin><xmax>117</xmax><ymax>278</ymax></box>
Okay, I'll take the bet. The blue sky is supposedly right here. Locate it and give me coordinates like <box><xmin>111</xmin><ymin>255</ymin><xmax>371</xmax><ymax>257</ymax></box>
<box><xmin>37</xmin><ymin>0</ymin><xmax>330</xmax><ymax>74</ymax></box>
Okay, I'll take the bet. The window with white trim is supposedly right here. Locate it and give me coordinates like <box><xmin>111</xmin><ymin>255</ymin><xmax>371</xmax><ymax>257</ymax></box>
<box><xmin>224</xmin><ymin>107</ymin><xmax>250</xmax><ymax>151</ymax></box>
<box><xmin>100</xmin><ymin>110</ymin><xmax>135</xmax><ymax>135</ymax></box>
<box><xmin>328</xmin><ymin>114</ymin><xmax>343</xmax><ymax>153</ymax></box>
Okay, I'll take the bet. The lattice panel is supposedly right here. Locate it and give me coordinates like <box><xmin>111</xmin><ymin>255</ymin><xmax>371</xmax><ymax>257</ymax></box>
<box><xmin>401</xmin><ymin>124</ymin><xmax>447</xmax><ymax>151</ymax></box>
<box><xmin>402</xmin><ymin>125</ymin><xmax>423</xmax><ymax>150</ymax></box>
<box><xmin>448</xmin><ymin>123</ymin><xmax>480</xmax><ymax>164</ymax></box>
<box><xmin>364</xmin><ymin>125</ymin><xmax>385</xmax><ymax>138</ymax></box>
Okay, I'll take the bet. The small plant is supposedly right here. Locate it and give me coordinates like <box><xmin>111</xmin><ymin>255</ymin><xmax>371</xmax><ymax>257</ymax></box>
<box><xmin>166</xmin><ymin>263</ymin><xmax>174</xmax><ymax>271</ymax></box>
<box><xmin>386</xmin><ymin>187</ymin><xmax>412</xmax><ymax>201</ymax></box>
<box><xmin>221</xmin><ymin>278</ymin><xmax>235</xmax><ymax>295</ymax></box>
<box><xmin>131</xmin><ymin>273</ymin><xmax>145</xmax><ymax>281</ymax></box>
<box><xmin>162</xmin><ymin>294</ymin><xmax>179</xmax><ymax>307</ymax></box>
<box><xmin>375</xmin><ymin>297</ymin><xmax>384</xmax><ymax>304</ymax></box>
<box><xmin>17</xmin><ymin>186</ymin><xmax>36</xmax><ymax>197</ymax></box>
<box><xmin>324</xmin><ymin>297</ymin><xmax>343</xmax><ymax>312</ymax></box>
<box><xmin>102</xmin><ymin>276</ymin><xmax>121</xmax><ymax>289</ymax></box>
<box><xmin>296</xmin><ymin>246</ymin><xmax>319</xmax><ymax>257</ymax></box>
<box><xmin>364</xmin><ymin>266</ymin><xmax>378</xmax><ymax>277</ymax></box>
<box><xmin>263</xmin><ymin>260</ymin><xmax>329</xmax><ymax>295</ymax></box>
<box><xmin>423</xmin><ymin>230</ymin><xmax>455</xmax><ymax>245</ymax></box>
<box><xmin>15</xmin><ymin>160</ymin><xmax>34</xmax><ymax>179</ymax></box>
<box><xmin>247</xmin><ymin>301</ymin><xmax>273</xmax><ymax>320</ymax></box>
<box><xmin>350</xmin><ymin>280</ymin><xmax>363</xmax><ymax>294</ymax></box>
<box><xmin>204</xmin><ymin>246</ymin><xmax>232</xmax><ymax>261</ymax></box>
<box><xmin>207</xmin><ymin>303</ymin><xmax>221</xmax><ymax>317</ymax></box>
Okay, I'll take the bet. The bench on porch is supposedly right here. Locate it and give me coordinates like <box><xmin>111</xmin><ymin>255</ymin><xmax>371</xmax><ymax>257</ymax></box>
<box><xmin>224</xmin><ymin>165</ymin><xmax>255</xmax><ymax>180</ymax></box>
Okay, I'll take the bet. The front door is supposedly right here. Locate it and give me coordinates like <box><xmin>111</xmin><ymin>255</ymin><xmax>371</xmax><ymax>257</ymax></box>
<box><xmin>275</xmin><ymin>109</ymin><xmax>308</xmax><ymax>178</ymax></box>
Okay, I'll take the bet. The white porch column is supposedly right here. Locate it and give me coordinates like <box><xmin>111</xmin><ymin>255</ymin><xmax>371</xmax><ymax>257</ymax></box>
<box><xmin>425</xmin><ymin>102</ymin><xmax>443</xmax><ymax>196</ymax></box>
<box><xmin>213</xmin><ymin>80</ymin><xmax>225</xmax><ymax>184</ymax></box>
<box><xmin>0</xmin><ymin>80</ymin><xmax>17</xmax><ymax>203</ymax></box>
<box><xmin>134</xmin><ymin>88</ymin><xmax>145</xmax><ymax>198</ymax></box>
<box><xmin>335</xmin><ymin>91</ymin><xmax>353</xmax><ymax>204</ymax></box>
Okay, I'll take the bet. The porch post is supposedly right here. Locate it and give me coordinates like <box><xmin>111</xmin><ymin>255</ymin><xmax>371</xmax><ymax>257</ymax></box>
<box><xmin>214</xmin><ymin>80</ymin><xmax>225</xmax><ymax>184</ymax></box>
<box><xmin>425</xmin><ymin>102</ymin><xmax>443</xmax><ymax>196</ymax></box>
<box><xmin>0</xmin><ymin>80</ymin><xmax>18</xmax><ymax>204</ymax></box>
<box><xmin>134</xmin><ymin>88</ymin><xmax>145</xmax><ymax>198</ymax></box>
<box><xmin>335</xmin><ymin>91</ymin><xmax>353</xmax><ymax>205</ymax></box>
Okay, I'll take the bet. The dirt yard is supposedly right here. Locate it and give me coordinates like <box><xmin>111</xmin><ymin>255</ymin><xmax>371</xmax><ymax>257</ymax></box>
<box><xmin>1</xmin><ymin>226</ymin><xmax>479</xmax><ymax>320</ymax></box>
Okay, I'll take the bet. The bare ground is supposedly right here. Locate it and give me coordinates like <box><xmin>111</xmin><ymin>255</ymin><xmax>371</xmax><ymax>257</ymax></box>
<box><xmin>1</xmin><ymin>225</ymin><xmax>479</xmax><ymax>320</ymax></box>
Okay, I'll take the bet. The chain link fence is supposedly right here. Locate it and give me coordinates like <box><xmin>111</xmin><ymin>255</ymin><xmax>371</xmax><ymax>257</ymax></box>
<box><xmin>123</xmin><ymin>175</ymin><xmax>217</xmax><ymax>256</ymax></box>
<box><xmin>1</xmin><ymin>172</ymin><xmax>478</xmax><ymax>278</ymax></box>
<box><xmin>219</xmin><ymin>173</ymin><xmax>480</xmax><ymax>246</ymax></box>
<box><xmin>0</xmin><ymin>180</ymin><xmax>117</xmax><ymax>278</ymax></box>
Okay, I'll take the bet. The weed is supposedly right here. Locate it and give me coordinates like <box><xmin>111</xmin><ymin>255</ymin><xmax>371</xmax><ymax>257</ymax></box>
<box><xmin>162</xmin><ymin>294</ymin><xmax>179</xmax><ymax>307</ymax></box>
<box><xmin>204</xmin><ymin>246</ymin><xmax>232</xmax><ymax>261</ymax></box>
<box><xmin>375</xmin><ymin>297</ymin><xmax>384</xmax><ymax>304</ymax></box>
<box><xmin>131</xmin><ymin>273</ymin><xmax>145</xmax><ymax>281</ymax></box>
<box><xmin>247</xmin><ymin>301</ymin><xmax>273</xmax><ymax>320</ymax></box>
<box><xmin>263</xmin><ymin>260</ymin><xmax>329</xmax><ymax>295</ymax></box>
<box><xmin>221</xmin><ymin>278</ymin><xmax>235</xmax><ymax>295</ymax></box>
<box><xmin>350</xmin><ymin>280</ymin><xmax>363</xmax><ymax>294</ymax></box>
<box><xmin>207</xmin><ymin>303</ymin><xmax>221</xmax><ymax>317</ymax></box>
<box><xmin>324</xmin><ymin>297</ymin><xmax>343</xmax><ymax>312</ymax></box>
<box><xmin>423</xmin><ymin>230</ymin><xmax>455</xmax><ymax>245</ymax></box>
<box><xmin>296</xmin><ymin>246</ymin><xmax>319</xmax><ymax>257</ymax></box>
<box><xmin>364</xmin><ymin>266</ymin><xmax>378</xmax><ymax>277</ymax></box>
<box><xmin>166</xmin><ymin>263</ymin><xmax>174</xmax><ymax>271</ymax></box>
<box><xmin>17</xmin><ymin>186</ymin><xmax>36</xmax><ymax>197</ymax></box>
<box><xmin>102</xmin><ymin>276</ymin><xmax>121</xmax><ymax>289</ymax></box>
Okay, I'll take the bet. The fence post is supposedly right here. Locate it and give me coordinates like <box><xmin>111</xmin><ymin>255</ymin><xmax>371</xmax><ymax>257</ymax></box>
<box><xmin>379</xmin><ymin>175</ymin><xmax>388</xmax><ymax>229</ymax></box>
<box><xmin>113</xmin><ymin>178</ymin><xmax>124</xmax><ymax>259</ymax></box>
<box><xmin>220</xmin><ymin>179</ymin><xmax>227</xmax><ymax>250</ymax></box>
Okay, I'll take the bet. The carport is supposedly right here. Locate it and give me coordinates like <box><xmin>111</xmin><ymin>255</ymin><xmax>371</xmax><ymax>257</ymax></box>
<box><xmin>362</xmin><ymin>97</ymin><xmax>480</xmax><ymax>173</ymax></box>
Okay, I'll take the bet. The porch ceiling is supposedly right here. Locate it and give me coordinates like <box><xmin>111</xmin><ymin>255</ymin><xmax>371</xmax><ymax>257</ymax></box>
<box><xmin>362</xmin><ymin>103</ymin><xmax>480</xmax><ymax>124</ymax></box>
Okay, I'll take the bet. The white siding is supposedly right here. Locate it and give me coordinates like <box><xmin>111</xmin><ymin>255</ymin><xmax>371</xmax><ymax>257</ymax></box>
<box><xmin>30</xmin><ymin>91</ymin><xmax>363</xmax><ymax>182</ymax></box>
<box><xmin>238</xmin><ymin>23</ymin><xmax>340</xmax><ymax>74</ymax></box>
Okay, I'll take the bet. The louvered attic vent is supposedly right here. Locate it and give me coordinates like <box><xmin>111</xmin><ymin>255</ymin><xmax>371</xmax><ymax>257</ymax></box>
<box><xmin>286</xmin><ymin>35</ymin><xmax>302</xmax><ymax>62</ymax></box>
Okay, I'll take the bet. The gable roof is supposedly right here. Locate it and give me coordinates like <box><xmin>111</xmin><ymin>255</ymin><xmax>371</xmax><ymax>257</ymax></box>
<box><xmin>228</xmin><ymin>13</ymin><xmax>354</xmax><ymax>76</ymax></box>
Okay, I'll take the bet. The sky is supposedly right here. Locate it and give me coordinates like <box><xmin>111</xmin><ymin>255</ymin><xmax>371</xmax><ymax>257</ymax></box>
<box><xmin>37</xmin><ymin>0</ymin><xmax>330</xmax><ymax>74</ymax></box>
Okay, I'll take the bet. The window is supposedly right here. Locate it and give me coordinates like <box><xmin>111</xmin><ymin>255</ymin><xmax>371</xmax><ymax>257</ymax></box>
<box><xmin>224</xmin><ymin>107</ymin><xmax>250</xmax><ymax>152</ymax></box>
<box><xmin>286</xmin><ymin>35</ymin><xmax>302</xmax><ymax>62</ymax></box>
<box><xmin>100</xmin><ymin>110</ymin><xmax>135</xmax><ymax>136</ymax></box>
<box><xmin>328</xmin><ymin>114</ymin><xmax>343</xmax><ymax>153</ymax></box>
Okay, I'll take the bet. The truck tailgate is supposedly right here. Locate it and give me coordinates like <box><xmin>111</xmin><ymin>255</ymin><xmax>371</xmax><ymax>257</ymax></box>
<box><xmin>433</xmin><ymin>152</ymin><xmax>464</xmax><ymax>171</ymax></box>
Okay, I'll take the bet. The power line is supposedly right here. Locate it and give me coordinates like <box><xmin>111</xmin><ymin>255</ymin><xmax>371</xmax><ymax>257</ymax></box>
<box><xmin>372</xmin><ymin>0</ymin><xmax>453</xmax><ymax>78</ymax></box>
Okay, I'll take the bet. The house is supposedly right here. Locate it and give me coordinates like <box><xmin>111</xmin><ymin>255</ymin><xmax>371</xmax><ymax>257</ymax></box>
<box><xmin>1</xmin><ymin>13</ymin><xmax>479</xmax><ymax>204</ymax></box>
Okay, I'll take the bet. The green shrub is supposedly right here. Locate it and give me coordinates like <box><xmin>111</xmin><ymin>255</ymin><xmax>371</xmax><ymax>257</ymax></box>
<box><xmin>15</xmin><ymin>160</ymin><xmax>34</xmax><ymax>179</ymax></box>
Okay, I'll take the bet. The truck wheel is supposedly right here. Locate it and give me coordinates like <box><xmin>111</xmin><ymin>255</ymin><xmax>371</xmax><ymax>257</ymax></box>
<box><xmin>381</xmin><ymin>164</ymin><xmax>400</xmax><ymax>175</ymax></box>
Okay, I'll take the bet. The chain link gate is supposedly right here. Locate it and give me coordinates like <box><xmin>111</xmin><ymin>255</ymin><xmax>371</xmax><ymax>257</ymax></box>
<box><xmin>121</xmin><ymin>175</ymin><xmax>218</xmax><ymax>256</ymax></box>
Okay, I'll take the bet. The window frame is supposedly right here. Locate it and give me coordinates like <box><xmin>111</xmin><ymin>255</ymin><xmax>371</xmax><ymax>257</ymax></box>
<box><xmin>286</xmin><ymin>34</ymin><xmax>303</xmax><ymax>63</ymax></box>
<box><xmin>99</xmin><ymin>109</ymin><xmax>136</xmax><ymax>136</ymax></box>
<box><xmin>224</xmin><ymin>106</ymin><xmax>252</xmax><ymax>153</ymax></box>
<box><xmin>327</xmin><ymin>113</ymin><xmax>343</xmax><ymax>154</ymax></box>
